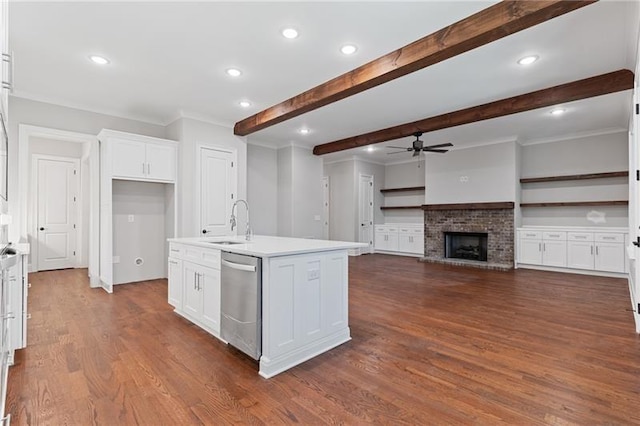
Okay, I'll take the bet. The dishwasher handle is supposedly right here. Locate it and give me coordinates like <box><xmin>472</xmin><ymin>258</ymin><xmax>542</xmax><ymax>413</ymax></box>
<box><xmin>221</xmin><ymin>259</ymin><xmax>256</xmax><ymax>272</ymax></box>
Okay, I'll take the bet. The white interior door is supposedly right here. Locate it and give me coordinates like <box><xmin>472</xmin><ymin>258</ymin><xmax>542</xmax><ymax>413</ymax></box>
<box><xmin>36</xmin><ymin>156</ymin><xmax>79</xmax><ymax>271</ymax></box>
<box><xmin>322</xmin><ymin>176</ymin><xmax>329</xmax><ymax>240</ymax></box>
<box><xmin>198</xmin><ymin>146</ymin><xmax>237</xmax><ymax>236</ymax></box>
<box><xmin>358</xmin><ymin>174</ymin><xmax>374</xmax><ymax>254</ymax></box>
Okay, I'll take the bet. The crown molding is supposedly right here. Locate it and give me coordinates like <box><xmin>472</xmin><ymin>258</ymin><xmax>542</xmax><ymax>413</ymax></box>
<box><xmin>520</xmin><ymin>127</ymin><xmax>627</xmax><ymax>146</ymax></box>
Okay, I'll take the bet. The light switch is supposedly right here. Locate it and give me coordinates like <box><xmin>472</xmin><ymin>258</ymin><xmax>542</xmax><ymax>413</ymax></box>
<box><xmin>128</xmin><ymin>215</ymin><xmax>135</xmax><ymax>223</ymax></box>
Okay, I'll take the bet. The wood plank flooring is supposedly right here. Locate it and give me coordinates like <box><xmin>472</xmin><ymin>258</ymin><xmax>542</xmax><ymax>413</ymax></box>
<box><xmin>6</xmin><ymin>255</ymin><xmax>640</xmax><ymax>425</ymax></box>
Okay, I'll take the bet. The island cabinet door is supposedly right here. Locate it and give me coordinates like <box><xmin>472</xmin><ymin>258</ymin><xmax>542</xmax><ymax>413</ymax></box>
<box><xmin>182</xmin><ymin>261</ymin><xmax>201</xmax><ymax>318</ymax></box>
<box><xmin>265</xmin><ymin>251</ymin><xmax>350</xmax><ymax>359</ymax></box>
<box><xmin>200</xmin><ymin>264</ymin><xmax>221</xmax><ymax>334</ymax></box>
<box><xmin>320</xmin><ymin>253</ymin><xmax>348</xmax><ymax>336</ymax></box>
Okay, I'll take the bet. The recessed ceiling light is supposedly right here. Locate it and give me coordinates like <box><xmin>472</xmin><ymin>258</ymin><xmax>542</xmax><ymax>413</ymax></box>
<box><xmin>550</xmin><ymin>108</ymin><xmax>566</xmax><ymax>116</ymax></box>
<box><xmin>89</xmin><ymin>55</ymin><xmax>110</xmax><ymax>65</ymax></box>
<box><xmin>299</xmin><ymin>128</ymin><xmax>310</xmax><ymax>135</ymax></box>
<box><xmin>226</xmin><ymin>68</ymin><xmax>242</xmax><ymax>77</ymax></box>
<box><xmin>239</xmin><ymin>100</ymin><xmax>251</xmax><ymax>108</ymax></box>
<box><xmin>282</xmin><ymin>28</ymin><xmax>299</xmax><ymax>39</ymax></box>
<box><xmin>517</xmin><ymin>55</ymin><xmax>539</xmax><ymax>66</ymax></box>
<box><xmin>340</xmin><ymin>44</ymin><xmax>358</xmax><ymax>55</ymax></box>
<box><xmin>365</xmin><ymin>146</ymin><xmax>375</xmax><ymax>153</ymax></box>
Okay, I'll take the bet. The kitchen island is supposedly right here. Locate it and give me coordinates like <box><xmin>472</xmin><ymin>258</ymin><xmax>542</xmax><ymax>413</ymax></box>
<box><xmin>167</xmin><ymin>235</ymin><xmax>366</xmax><ymax>378</ymax></box>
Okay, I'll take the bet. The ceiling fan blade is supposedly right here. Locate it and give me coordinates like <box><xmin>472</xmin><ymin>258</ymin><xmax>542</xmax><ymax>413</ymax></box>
<box><xmin>412</xmin><ymin>150</ymin><xmax>420</xmax><ymax>157</ymax></box>
<box><xmin>424</xmin><ymin>142</ymin><xmax>453</xmax><ymax>149</ymax></box>
<box><xmin>423</xmin><ymin>148</ymin><xmax>449</xmax><ymax>153</ymax></box>
<box><xmin>386</xmin><ymin>146</ymin><xmax>411</xmax><ymax>150</ymax></box>
<box><xmin>387</xmin><ymin>151</ymin><xmax>408</xmax><ymax>155</ymax></box>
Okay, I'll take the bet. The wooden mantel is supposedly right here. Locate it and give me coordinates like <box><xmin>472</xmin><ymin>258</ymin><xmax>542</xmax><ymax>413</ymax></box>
<box><xmin>422</xmin><ymin>202</ymin><xmax>515</xmax><ymax>211</ymax></box>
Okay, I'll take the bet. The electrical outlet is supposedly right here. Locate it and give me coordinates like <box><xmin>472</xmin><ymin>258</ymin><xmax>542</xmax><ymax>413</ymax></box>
<box><xmin>128</xmin><ymin>215</ymin><xmax>135</xmax><ymax>223</ymax></box>
<box><xmin>307</xmin><ymin>269</ymin><xmax>320</xmax><ymax>280</ymax></box>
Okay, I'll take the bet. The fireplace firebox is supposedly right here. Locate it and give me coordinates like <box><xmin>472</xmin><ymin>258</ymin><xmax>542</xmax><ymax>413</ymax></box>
<box><xmin>444</xmin><ymin>232</ymin><xmax>488</xmax><ymax>262</ymax></box>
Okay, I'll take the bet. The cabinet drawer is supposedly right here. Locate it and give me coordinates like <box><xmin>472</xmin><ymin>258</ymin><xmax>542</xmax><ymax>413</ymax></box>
<box><xmin>519</xmin><ymin>230</ymin><xmax>542</xmax><ymax>240</ymax></box>
<box><xmin>386</xmin><ymin>227</ymin><xmax>398</xmax><ymax>233</ymax></box>
<box><xmin>568</xmin><ymin>232</ymin><xmax>594</xmax><ymax>242</ymax></box>
<box><xmin>543</xmin><ymin>231</ymin><xmax>566</xmax><ymax>240</ymax></box>
<box><xmin>182</xmin><ymin>246</ymin><xmax>221</xmax><ymax>269</ymax></box>
<box><xmin>374</xmin><ymin>226</ymin><xmax>388</xmax><ymax>232</ymax></box>
<box><xmin>595</xmin><ymin>233</ymin><xmax>624</xmax><ymax>243</ymax></box>
<box><xmin>169</xmin><ymin>243</ymin><xmax>184</xmax><ymax>258</ymax></box>
<box><xmin>412</xmin><ymin>228</ymin><xmax>423</xmax><ymax>234</ymax></box>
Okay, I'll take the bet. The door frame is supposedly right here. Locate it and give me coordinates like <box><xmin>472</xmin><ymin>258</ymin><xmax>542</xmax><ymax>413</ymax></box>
<box><xmin>31</xmin><ymin>154</ymin><xmax>81</xmax><ymax>271</ymax></box>
<box><xmin>322</xmin><ymin>176</ymin><xmax>329</xmax><ymax>240</ymax></box>
<box><xmin>195</xmin><ymin>144</ymin><xmax>238</xmax><ymax>237</ymax></box>
<box><xmin>17</xmin><ymin>125</ymin><xmax>100</xmax><ymax>286</ymax></box>
<box><xmin>358</xmin><ymin>173</ymin><xmax>374</xmax><ymax>255</ymax></box>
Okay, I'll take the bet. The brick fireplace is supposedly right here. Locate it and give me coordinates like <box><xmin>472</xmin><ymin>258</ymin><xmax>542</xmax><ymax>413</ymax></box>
<box><xmin>421</xmin><ymin>202</ymin><xmax>515</xmax><ymax>270</ymax></box>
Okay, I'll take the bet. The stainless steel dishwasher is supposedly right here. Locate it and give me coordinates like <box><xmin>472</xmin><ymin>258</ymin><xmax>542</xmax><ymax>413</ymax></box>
<box><xmin>220</xmin><ymin>251</ymin><xmax>262</xmax><ymax>360</ymax></box>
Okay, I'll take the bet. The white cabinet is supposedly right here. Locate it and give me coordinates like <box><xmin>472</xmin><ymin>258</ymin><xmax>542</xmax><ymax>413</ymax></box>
<box><xmin>518</xmin><ymin>230</ymin><xmax>566</xmax><ymax>267</ymax></box>
<box><xmin>167</xmin><ymin>257</ymin><xmax>182</xmax><ymax>309</ymax></box>
<box><xmin>518</xmin><ymin>228</ymin><xmax>627</xmax><ymax>275</ymax></box>
<box><xmin>7</xmin><ymin>249</ymin><xmax>28</xmax><ymax>356</ymax></box>
<box><xmin>375</xmin><ymin>224</ymin><xmax>422</xmax><ymax>255</ymax></box>
<box><xmin>99</xmin><ymin>130</ymin><xmax>179</xmax><ymax>292</ymax></box>
<box><xmin>0</xmin><ymin>0</ymin><xmax>10</xmax><ymax>124</ymax></box>
<box><xmin>111</xmin><ymin>138</ymin><xmax>176</xmax><ymax>182</ymax></box>
<box><xmin>168</xmin><ymin>243</ymin><xmax>221</xmax><ymax>336</ymax></box>
<box><xmin>398</xmin><ymin>227</ymin><xmax>424</xmax><ymax>255</ymax></box>
<box><xmin>375</xmin><ymin>226</ymin><xmax>398</xmax><ymax>251</ymax></box>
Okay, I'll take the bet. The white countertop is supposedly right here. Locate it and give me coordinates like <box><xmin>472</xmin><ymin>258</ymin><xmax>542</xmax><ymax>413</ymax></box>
<box><xmin>518</xmin><ymin>226</ymin><xmax>628</xmax><ymax>233</ymax></box>
<box><xmin>168</xmin><ymin>235</ymin><xmax>367</xmax><ymax>258</ymax></box>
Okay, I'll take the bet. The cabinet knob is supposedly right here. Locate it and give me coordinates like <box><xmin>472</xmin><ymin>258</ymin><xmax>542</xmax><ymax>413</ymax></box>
<box><xmin>39</xmin><ymin>227</ymin><xmax>45</xmax><ymax>231</ymax></box>
<box><xmin>202</xmin><ymin>229</ymin><xmax>208</xmax><ymax>234</ymax></box>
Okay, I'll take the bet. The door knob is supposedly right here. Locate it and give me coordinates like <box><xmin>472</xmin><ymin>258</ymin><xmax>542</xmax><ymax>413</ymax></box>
<box><xmin>39</xmin><ymin>227</ymin><xmax>45</xmax><ymax>231</ymax></box>
<box><xmin>202</xmin><ymin>229</ymin><xmax>207</xmax><ymax>234</ymax></box>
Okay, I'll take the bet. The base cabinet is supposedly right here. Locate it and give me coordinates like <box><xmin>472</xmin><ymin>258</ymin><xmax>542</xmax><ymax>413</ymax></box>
<box><xmin>518</xmin><ymin>228</ymin><xmax>627</xmax><ymax>275</ymax></box>
<box><xmin>168</xmin><ymin>243</ymin><xmax>221</xmax><ymax>336</ymax></box>
<box><xmin>375</xmin><ymin>224</ymin><xmax>423</xmax><ymax>255</ymax></box>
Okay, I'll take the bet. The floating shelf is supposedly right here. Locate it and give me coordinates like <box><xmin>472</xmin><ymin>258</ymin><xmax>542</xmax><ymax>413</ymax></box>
<box><xmin>520</xmin><ymin>171</ymin><xmax>627</xmax><ymax>184</ymax></box>
<box><xmin>380</xmin><ymin>206</ymin><xmax>423</xmax><ymax>210</ymax></box>
<box><xmin>520</xmin><ymin>201</ymin><xmax>628</xmax><ymax>208</ymax></box>
<box><xmin>380</xmin><ymin>186</ymin><xmax>425</xmax><ymax>194</ymax></box>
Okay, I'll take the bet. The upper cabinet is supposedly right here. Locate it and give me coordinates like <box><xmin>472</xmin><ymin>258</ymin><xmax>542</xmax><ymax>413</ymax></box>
<box><xmin>99</xmin><ymin>130</ymin><xmax>177</xmax><ymax>183</ymax></box>
<box><xmin>0</xmin><ymin>0</ymin><xmax>10</xmax><ymax>123</ymax></box>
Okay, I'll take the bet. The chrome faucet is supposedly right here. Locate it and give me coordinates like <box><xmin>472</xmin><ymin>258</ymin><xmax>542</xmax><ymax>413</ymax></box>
<box><xmin>230</xmin><ymin>199</ymin><xmax>252</xmax><ymax>241</ymax></box>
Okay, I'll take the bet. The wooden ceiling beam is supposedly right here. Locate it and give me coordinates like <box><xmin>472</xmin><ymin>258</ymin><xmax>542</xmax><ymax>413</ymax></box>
<box><xmin>234</xmin><ymin>0</ymin><xmax>597</xmax><ymax>136</ymax></box>
<box><xmin>312</xmin><ymin>69</ymin><xmax>634</xmax><ymax>155</ymax></box>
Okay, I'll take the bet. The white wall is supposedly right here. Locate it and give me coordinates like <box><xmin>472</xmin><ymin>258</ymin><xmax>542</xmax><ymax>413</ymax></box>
<box><xmin>384</xmin><ymin>159</ymin><xmax>424</xmax><ymax>223</ymax></box>
<box><xmin>167</xmin><ymin>117</ymin><xmax>247</xmax><ymax>238</ymax></box>
<box><xmin>278</xmin><ymin>146</ymin><xmax>323</xmax><ymax>239</ymax></box>
<box><xmin>520</xmin><ymin>132</ymin><xmax>628</xmax><ymax>227</ymax></box>
<box><xmin>112</xmin><ymin>180</ymin><xmax>167</xmax><ymax>285</ymax></box>
<box><xmin>425</xmin><ymin>141</ymin><xmax>517</xmax><ymax>205</ymax></box>
<box><xmin>323</xmin><ymin>160</ymin><xmax>355</xmax><ymax>242</ymax></box>
<box><xmin>247</xmin><ymin>143</ymin><xmax>277</xmax><ymax>235</ymax></box>
<box><xmin>277</xmin><ymin>147</ymin><xmax>293</xmax><ymax>237</ymax></box>
<box><xmin>7</xmin><ymin>96</ymin><xmax>166</xmax><ymax>243</ymax></box>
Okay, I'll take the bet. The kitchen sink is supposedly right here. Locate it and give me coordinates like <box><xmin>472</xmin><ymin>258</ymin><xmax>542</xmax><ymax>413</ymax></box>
<box><xmin>207</xmin><ymin>241</ymin><xmax>245</xmax><ymax>245</ymax></box>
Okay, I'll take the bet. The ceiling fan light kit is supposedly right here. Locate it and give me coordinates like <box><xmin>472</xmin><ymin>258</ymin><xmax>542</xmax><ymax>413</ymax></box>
<box><xmin>387</xmin><ymin>132</ymin><xmax>453</xmax><ymax>157</ymax></box>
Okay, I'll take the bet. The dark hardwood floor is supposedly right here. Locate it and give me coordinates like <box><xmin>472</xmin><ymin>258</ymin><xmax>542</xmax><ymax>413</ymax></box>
<box><xmin>7</xmin><ymin>255</ymin><xmax>640</xmax><ymax>425</ymax></box>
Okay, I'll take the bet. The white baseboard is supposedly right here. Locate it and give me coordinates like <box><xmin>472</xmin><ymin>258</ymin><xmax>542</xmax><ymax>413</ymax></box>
<box><xmin>517</xmin><ymin>263</ymin><xmax>627</xmax><ymax>279</ymax></box>
<box><xmin>374</xmin><ymin>250</ymin><xmax>423</xmax><ymax>258</ymax></box>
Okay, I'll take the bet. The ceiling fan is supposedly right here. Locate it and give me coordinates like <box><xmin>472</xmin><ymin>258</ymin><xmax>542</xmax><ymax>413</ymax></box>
<box><xmin>387</xmin><ymin>132</ymin><xmax>453</xmax><ymax>157</ymax></box>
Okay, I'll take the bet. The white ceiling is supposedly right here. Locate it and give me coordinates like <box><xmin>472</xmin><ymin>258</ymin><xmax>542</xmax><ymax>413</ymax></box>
<box><xmin>9</xmin><ymin>1</ymin><xmax>640</xmax><ymax>164</ymax></box>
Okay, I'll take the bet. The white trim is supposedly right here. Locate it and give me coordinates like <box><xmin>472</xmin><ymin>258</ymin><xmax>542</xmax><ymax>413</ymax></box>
<box><xmin>520</xmin><ymin>127</ymin><xmax>627</xmax><ymax>146</ymax></box>
<box><xmin>516</xmin><ymin>263</ymin><xmax>627</xmax><ymax>279</ymax></box>
<box><xmin>246</xmin><ymin>139</ymin><xmax>278</xmax><ymax>150</ymax></box>
<box><xmin>11</xmin><ymin>92</ymin><xmax>166</xmax><ymax>127</ymax></box>
<box><xmin>165</xmin><ymin>110</ymin><xmax>235</xmax><ymax>130</ymax></box>
<box><xmin>17</xmin><ymin>124</ymin><xmax>100</xmax><ymax>287</ymax></box>
<box><xmin>31</xmin><ymin>154</ymin><xmax>81</xmax><ymax>272</ymax></box>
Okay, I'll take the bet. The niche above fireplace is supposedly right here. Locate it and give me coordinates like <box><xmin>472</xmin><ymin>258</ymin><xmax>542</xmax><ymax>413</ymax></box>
<box><xmin>444</xmin><ymin>232</ymin><xmax>488</xmax><ymax>262</ymax></box>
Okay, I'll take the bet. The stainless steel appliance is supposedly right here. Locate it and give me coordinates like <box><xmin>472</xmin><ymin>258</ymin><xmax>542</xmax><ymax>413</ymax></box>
<box><xmin>220</xmin><ymin>251</ymin><xmax>262</xmax><ymax>360</ymax></box>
